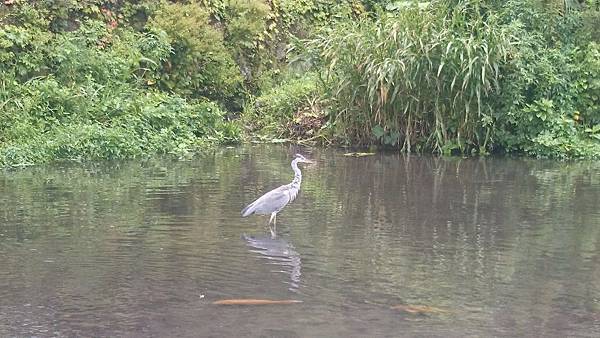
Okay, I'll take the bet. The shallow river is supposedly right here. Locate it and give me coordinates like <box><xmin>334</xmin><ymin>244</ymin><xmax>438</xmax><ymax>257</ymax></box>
<box><xmin>1</xmin><ymin>146</ymin><xmax>599</xmax><ymax>337</ymax></box>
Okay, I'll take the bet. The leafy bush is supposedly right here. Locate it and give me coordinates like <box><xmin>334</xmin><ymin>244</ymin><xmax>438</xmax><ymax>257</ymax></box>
<box><xmin>0</xmin><ymin>4</ymin><xmax>240</xmax><ymax>168</ymax></box>
<box><xmin>0</xmin><ymin>79</ymin><xmax>239</xmax><ymax>167</ymax></box>
<box><xmin>0</xmin><ymin>16</ymin><xmax>52</xmax><ymax>78</ymax></box>
<box><xmin>278</xmin><ymin>0</ymin><xmax>360</xmax><ymax>31</ymax></box>
<box><xmin>146</xmin><ymin>2</ymin><xmax>243</xmax><ymax>103</ymax></box>
<box><xmin>243</xmin><ymin>73</ymin><xmax>321</xmax><ymax>137</ymax></box>
<box><xmin>222</xmin><ymin>0</ymin><xmax>270</xmax><ymax>81</ymax></box>
<box><xmin>491</xmin><ymin>0</ymin><xmax>600</xmax><ymax>158</ymax></box>
<box><xmin>578</xmin><ymin>42</ymin><xmax>600</xmax><ymax>126</ymax></box>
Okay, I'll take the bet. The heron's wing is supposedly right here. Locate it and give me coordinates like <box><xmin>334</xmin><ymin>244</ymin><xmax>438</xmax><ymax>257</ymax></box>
<box><xmin>288</xmin><ymin>184</ymin><xmax>299</xmax><ymax>203</ymax></box>
<box><xmin>241</xmin><ymin>184</ymin><xmax>292</xmax><ymax>216</ymax></box>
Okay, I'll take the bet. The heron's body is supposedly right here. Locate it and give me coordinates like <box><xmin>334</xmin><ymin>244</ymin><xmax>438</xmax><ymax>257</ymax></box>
<box><xmin>241</xmin><ymin>154</ymin><xmax>312</xmax><ymax>237</ymax></box>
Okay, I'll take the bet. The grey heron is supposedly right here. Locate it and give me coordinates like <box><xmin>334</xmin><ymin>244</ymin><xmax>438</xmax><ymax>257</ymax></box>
<box><xmin>241</xmin><ymin>154</ymin><xmax>313</xmax><ymax>237</ymax></box>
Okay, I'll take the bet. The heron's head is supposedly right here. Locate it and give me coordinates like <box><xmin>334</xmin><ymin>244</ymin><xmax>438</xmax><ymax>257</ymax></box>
<box><xmin>295</xmin><ymin>153</ymin><xmax>313</xmax><ymax>164</ymax></box>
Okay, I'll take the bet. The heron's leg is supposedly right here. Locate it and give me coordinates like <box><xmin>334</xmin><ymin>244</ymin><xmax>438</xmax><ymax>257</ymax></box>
<box><xmin>268</xmin><ymin>212</ymin><xmax>277</xmax><ymax>238</ymax></box>
<box><xmin>269</xmin><ymin>226</ymin><xmax>276</xmax><ymax>239</ymax></box>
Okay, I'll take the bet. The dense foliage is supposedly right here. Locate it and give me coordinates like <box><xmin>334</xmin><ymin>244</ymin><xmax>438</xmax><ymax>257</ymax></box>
<box><xmin>294</xmin><ymin>0</ymin><xmax>600</xmax><ymax>158</ymax></box>
<box><xmin>0</xmin><ymin>0</ymin><xmax>367</xmax><ymax>167</ymax></box>
<box><xmin>308</xmin><ymin>2</ymin><xmax>512</xmax><ymax>153</ymax></box>
<box><xmin>0</xmin><ymin>1</ymin><xmax>244</xmax><ymax>167</ymax></box>
<box><xmin>0</xmin><ymin>0</ymin><xmax>598</xmax><ymax>166</ymax></box>
<box><xmin>492</xmin><ymin>0</ymin><xmax>600</xmax><ymax>158</ymax></box>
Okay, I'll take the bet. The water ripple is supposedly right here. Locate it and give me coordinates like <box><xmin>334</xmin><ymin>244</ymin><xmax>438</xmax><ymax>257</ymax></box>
<box><xmin>1</xmin><ymin>148</ymin><xmax>599</xmax><ymax>337</ymax></box>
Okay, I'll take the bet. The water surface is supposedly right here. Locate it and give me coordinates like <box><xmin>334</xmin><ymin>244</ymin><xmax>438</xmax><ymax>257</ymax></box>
<box><xmin>1</xmin><ymin>146</ymin><xmax>599</xmax><ymax>337</ymax></box>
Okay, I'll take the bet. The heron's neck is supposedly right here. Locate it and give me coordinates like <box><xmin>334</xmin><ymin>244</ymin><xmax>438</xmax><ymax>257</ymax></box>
<box><xmin>291</xmin><ymin>159</ymin><xmax>302</xmax><ymax>188</ymax></box>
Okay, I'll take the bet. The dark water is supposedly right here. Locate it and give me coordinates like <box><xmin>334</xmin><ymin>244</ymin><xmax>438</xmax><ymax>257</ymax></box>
<box><xmin>1</xmin><ymin>146</ymin><xmax>599</xmax><ymax>337</ymax></box>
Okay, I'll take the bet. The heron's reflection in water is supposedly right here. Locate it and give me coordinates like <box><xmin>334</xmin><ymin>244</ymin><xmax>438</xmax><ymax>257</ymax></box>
<box><xmin>243</xmin><ymin>234</ymin><xmax>301</xmax><ymax>291</ymax></box>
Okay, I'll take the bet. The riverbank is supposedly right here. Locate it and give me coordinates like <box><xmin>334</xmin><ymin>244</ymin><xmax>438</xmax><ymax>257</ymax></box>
<box><xmin>1</xmin><ymin>1</ymin><xmax>598</xmax><ymax>168</ymax></box>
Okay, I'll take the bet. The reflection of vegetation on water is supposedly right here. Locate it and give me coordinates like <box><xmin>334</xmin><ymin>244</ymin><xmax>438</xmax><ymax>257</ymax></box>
<box><xmin>0</xmin><ymin>151</ymin><xmax>234</xmax><ymax>241</ymax></box>
<box><xmin>1</xmin><ymin>147</ymin><xmax>599</xmax><ymax>333</ymax></box>
<box><xmin>299</xmin><ymin>152</ymin><xmax>600</xmax><ymax>328</ymax></box>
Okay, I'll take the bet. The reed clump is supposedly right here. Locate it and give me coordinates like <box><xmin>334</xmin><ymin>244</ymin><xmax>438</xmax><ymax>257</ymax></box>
<box><xmin>308</xmin><ymin>1</ymin><xmax>514</xmax><ymax>154</ymax></box>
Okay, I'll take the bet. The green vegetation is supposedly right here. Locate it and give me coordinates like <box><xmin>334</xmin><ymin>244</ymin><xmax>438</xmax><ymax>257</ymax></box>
<box><xmin>0</xmin><ymin>0</ymin><xmax>249</xmax><ymax>167</ymax></box>
<box><xmin>0</xmin><ymin>0</ymin><xmax>599</xmax><ymax>166</ymax></box>
<box><xmin>295</xmin><ymin>0</ymin><xmax>600</xmax><ymax>158</ymax></box>
<box><xmin>242</xmin><ymin>72</ymin><xmax>323</xmax><ymax>139</ymax></box>
<box><xmin>307</xmin><ymin>2</ymin><xmax>513</xmax><ymax>153</ymax></box>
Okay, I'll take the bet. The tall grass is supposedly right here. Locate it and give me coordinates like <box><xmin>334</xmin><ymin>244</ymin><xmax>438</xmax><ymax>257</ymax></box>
<box><xmin>308</xmin><ymin>0</ymin><xmax>514</xmax><ymax>153</ymax></box>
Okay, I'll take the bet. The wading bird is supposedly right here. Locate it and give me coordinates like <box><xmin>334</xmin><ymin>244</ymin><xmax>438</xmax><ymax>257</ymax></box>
<box><xmin>241</xmin><ymin>154</ymin><xmax>313</xmax><ymax>238</ymax></box>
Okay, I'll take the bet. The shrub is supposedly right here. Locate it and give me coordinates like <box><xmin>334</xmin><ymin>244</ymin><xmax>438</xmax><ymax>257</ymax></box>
<box><xmin>146</xmin><ymin>1</ymin><xmax>243</xmax><ymax>103</ymax></box>
<box><xmin>491</xmin><ymin>0</ymin><xmax>600</xmax><ymax>158</ymax></box>
<box><xmin>222</xmin><ymin>0</ymin><xmax>271</xmax><ymax>82</ymax></box>
<box><xmin>0</xmin><ymin>82</ymin><xmax>240</xmax><ymax>167</ymax></box>
<box><xmin>243</xmin><ymin>72</ymin><xmax>321</xmax><ymax>137</ymax></box>
<box><xmin>0</xmin><ymin>17</ymin><xmax>52</xmax><ymax>79</ymax></box>
<box><xmin>0</xmin><ymin>9</ymin><xmax>241</xmax><ymax>168</ymax></box>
